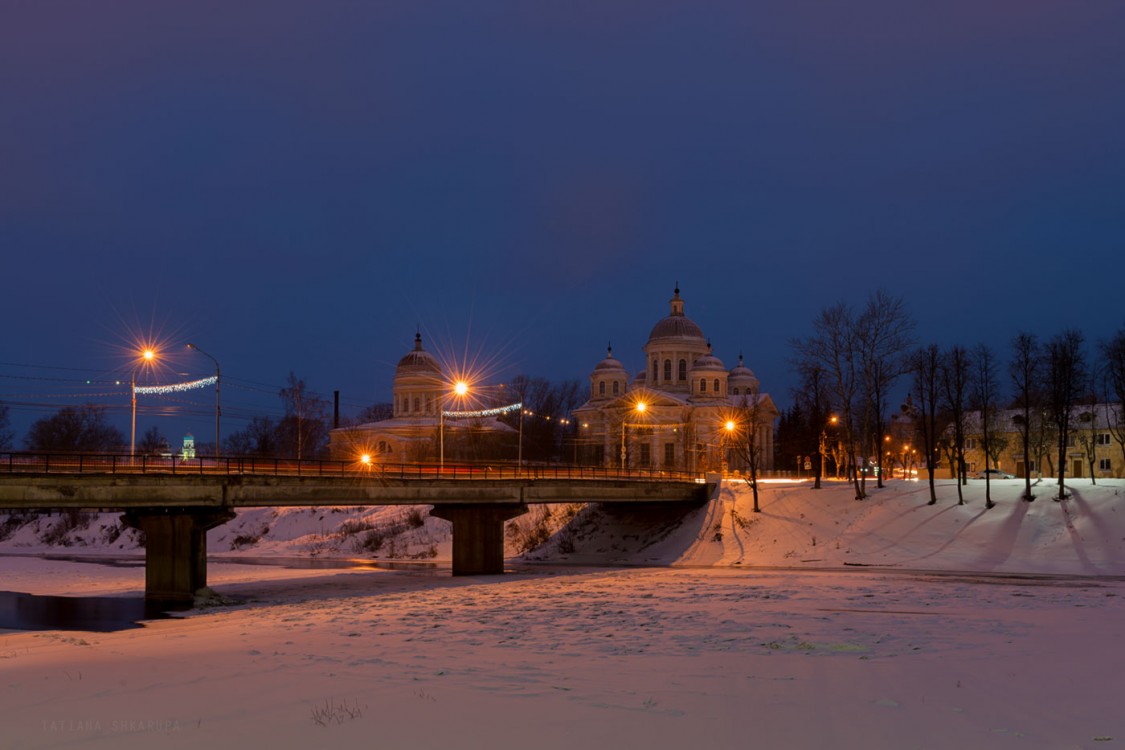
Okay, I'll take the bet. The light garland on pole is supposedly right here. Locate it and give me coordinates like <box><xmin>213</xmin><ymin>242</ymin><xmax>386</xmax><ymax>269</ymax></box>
<box><xmin>441</xmin><ymin>401</ymin><xmax>523</xmax><ymax>419</ymax></box>
<box><xmin>133</xmin><ymin>375</ymin><xmax>218</xmax><ymax>396</ymax></box>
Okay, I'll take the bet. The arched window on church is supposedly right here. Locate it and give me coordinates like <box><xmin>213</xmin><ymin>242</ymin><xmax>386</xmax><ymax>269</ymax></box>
<box><xmin>378</xmin><ymin>440</ymin><xmax>389</xmax><ymax>453</ymax></box>
<box><xmin>613</xmin><ymin>381</ymin><xmax>620</xmax><ymax>395</ymax></box>
<box><xmin>700</xmin><ymin>378</ymin><xmax>707</xmax><ymax>393</ymax></box>
<box><xmin>678</xmin><ymin>359</ymin><xmax>687</xmax><ymax>381</ymax></box>
<box><xmin>714</xmin><ymin>378</ymin><xmax>720</xmax><ymax>393</ymax></box>
<box><xmin>413</xmin><ymin>397</ymin><xmax>420</xmax><ymax>413</ymax></box>
<box><xmin>733</xmin><ymin>387</ymin><xmax>740</xmax><ymax>395</ymax></box>
<box><xmin>652</xmin><ymin>358</ymin><xmax>658</xmax><ymax>381</ymax></box>
<box><xmin>402</xmin><ymin>396</ymin><xmax>409</xmax><ymax>414</ymax></box>
<box><xmin>663</xmin><ymin>359</ymin><xmax>672</xmax><ymax>382</ymax></box>
<box><xmin>425</xmin><ymin>395</ymin><xmax>432</xmax><ymax>414</ymax></box>
<box><xmin>599</xmin><ymin>381</ymin><xmax>606</xmax><ymax>396</ymax></box>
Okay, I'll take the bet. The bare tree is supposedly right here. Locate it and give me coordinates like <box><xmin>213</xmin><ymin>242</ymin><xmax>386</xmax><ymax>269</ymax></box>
<box><xmin>1009</xmin><ymin>332</ymin><xmax>1042</xmax><ymax>501</ymax></box>
<box><xmin>278</xmin><ymin>372</ymin><xmax>330</xmax><ymax>460</ymax></box>
<box><xmin>1102</xmin><ymin>328</ymin><xmax>1125</xmax><ymax>473</ymax></box>
<box><xmin>794</xmin><ymin>362</ymin><xmax>832</xmax><ymax>489</ymax></box>
<box><xmin>1045</xmin><ymin>330</ymin><xmax>1087</xmax><ymax>501</ymax></box>
<box><xmin>971</xmin><ymin>343</ymin><xmax>1002</xmax><ymax>509</ymax></box>
<box><xmin>137</xmin><ymin>425</ymin><xmax>169</xmax><ymax>457</ymax></box>
<box><xmin>0</xmin><ymin>401</ymin><xmax>13</xmax><ymax>450</ymax></box>
<box><xmin>730</xmin><ymin>393</ymin><xmax>769</xmax><ymax>513</ymax></box>
<box><xmin>856</xmin><ymin>290</ymin><xmax>915</xmax><ymax>492</ymax></box>
<box><xmin>941</xmin><ymin>346</ymin><xmax>971</xmax><ymax>505</ymax></box>
<box><xmin>1075</xmin><ymin>390</ymin><xmax>1101</xmax><ymax>486</ymax></box>
<box><xmin>793</xmin><ymin>303</ymin><xmax>863</xmax><ymax>498</ymax></box>
<box><xmin>911</xmin><ymin>345</ymin><xmax>942</xmax><ymax>505</ymax></box>
<box><xmin>354</xmin><ymin>402</ymin><xmax>394</xmax><ymax>424</ymax></box>
<box><xmin>25</xmin><ymin>404</ymin><xmax>126</xmax><ymax>453</ymax></box>
<box><xmin>225</xmin><ymin>416</ymin><xmax>279</xmax><ymax>456</ymax></box>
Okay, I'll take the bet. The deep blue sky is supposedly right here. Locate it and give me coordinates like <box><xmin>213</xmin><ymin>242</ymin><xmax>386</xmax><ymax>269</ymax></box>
<box><xmin>2</xmin><ymin>1</ymin><xmax>1124</xmax><ymax>442</ymax></box>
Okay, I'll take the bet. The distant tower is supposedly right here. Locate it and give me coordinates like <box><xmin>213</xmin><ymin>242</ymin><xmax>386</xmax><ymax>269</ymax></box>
<box><xmin>180</xmin><ymin>432</ymin><xmax>196</xmax><ymax>460</ymax></box>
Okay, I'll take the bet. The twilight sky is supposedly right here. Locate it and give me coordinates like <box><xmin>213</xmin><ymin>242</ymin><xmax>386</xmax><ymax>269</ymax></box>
<box><xmin>2</xmin><ymin>1</ymin><xmax>1124</xmax><ymax>441</ymax></box>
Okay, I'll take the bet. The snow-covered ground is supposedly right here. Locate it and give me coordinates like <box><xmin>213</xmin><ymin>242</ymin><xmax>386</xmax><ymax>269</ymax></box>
<box><xmin>2</xmin><ymin>478</ymin><xmax>1124</xmax><ymax>749</ymax></box>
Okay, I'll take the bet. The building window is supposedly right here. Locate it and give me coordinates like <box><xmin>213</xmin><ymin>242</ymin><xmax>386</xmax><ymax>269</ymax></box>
<box><xmin>1067</xmin><ymin>434</ymin><xmax>1076</xmax><ymax>448</ymax></box>
<box><xmin>713</xmin><ymin>378</ymin><xmax>720</xmax><ymax>393</ymax></box>
<box><xmin>378</xmin><ymin>440</ymin><xmax>389</xmax><ymax>453</ymax></box>
<box><xmin>1100</xmin><ymin>458</ymin><xmax>1112</xmax><ymax>471</ymax></box>
<box><xmin>1027</xmin><ymin>460</ymin><xmax>1037</xmax><ymax>473</ymax></box>
<box><xmin>700</xmin><ymin>378</ymin><xmax>707</xmax><ymax>393</ymax></box>
<box><xmin>966</xmin><ymin>438</ymin><xmax>978</xmax><ymax>450</ymax></box>
<box><xmin>599</xmin><ymin>381</ymin><xmax>606</xmax><ymax>396</ymax></box>
<box><xmin>664</xmin><ymin>359</ymin><xmax>672</xmax><ymax>382</ymax></box>
<box><xmin>652</xmin><ymin>358</ymin><xmax>658</xmax><ymax>381</ymax></box>
<box><xmin>968</xmin><ymin>462</ymin><xmax>976</xmax><ymax>473</ymax></box>
<box><xmin>613</xmin><ymin>381</ymin><xmax>620</xmax><ymax>395</ymax></box>
<box><xmin>425</xmin><ymin>395</ymin><xmax>432</xmax><ymax>414</ymax></box>
<box><xmin>1097</xmin><ymin>432</ymin><xmax>1112</xmax><ymax>446</ymax></box>
<box><xmin>639</xmin><ymin>443</ymin><xmax>651</xmax><ymax>466</ymax></box>
<box><xmin>664</xmin><ymin>442</ymin><xmax>676</xmax><ymax>466</ymax></box>
<box><xmin>733</xmin><ymin>387</ymin><xmax>740</xmax><ymax>395</ymax></box>
<box><xmin>678</xmin><ymin>359</ymin><xmax>687</xmax><ymax>381</ymax></box>
<box><xmin>413</xmin><ymin>397</ymin><xmax>420</xmax><ymax>413</ymax></box>
<box><xmin>402</xmin><ymin>397</ymin><xmax>409</xmax><ymax>414</ymax></box>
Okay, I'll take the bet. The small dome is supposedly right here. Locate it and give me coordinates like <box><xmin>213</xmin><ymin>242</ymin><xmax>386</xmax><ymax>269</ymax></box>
<box><xmin>396</xmin><ymin>333</ymin><xmax>441</xmax><ymax>375</ymax></box>
<box><xmin>729</xmin><ymin>353</ymin><xmax>760</xmax><ymax>391</ymax></box>
<box><xmin>593</xmin><ymin>344</ymin><xmax>627</xmax><ymax>374</ymax></box>
<box><xmin>646</xmin><ymin>287</ymin><xmax>706</xmax><ymax>346</ymax></box>
<box><xmin>690</xmin><ymin>343</ymin><xmax>726</xmax><ymax>372</ymax></box>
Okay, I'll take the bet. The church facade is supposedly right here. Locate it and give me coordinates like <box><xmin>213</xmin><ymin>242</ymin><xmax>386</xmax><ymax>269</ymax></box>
<box><xmin>573</xmin><ymin>288</ymin><xmax>777</xmax><ymax>474</ymax></box>
<box><xmin>328</xmin><ymin>333</ymin><xmax>514</xmax><ymax>463</ymax></box>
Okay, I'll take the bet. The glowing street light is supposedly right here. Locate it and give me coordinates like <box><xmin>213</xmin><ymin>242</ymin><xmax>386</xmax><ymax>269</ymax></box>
<box><xmin>187</xmin><ymin>343</ymin><xmax>221</xmax><ymax>460</ymax></box>
<box><xmin>440</xmin><ymin>380</ymin><xmax>471</xmax><ymax>470</ymax></box>
<box><xmin>130</xmin><ymin>348</ymin><xmax>157</xmax><ymax>460</ymax></box>
<box><xmin>620</xmin><ymin>399</ymin><xmax>648</xmax><ymax>470</ymax></box>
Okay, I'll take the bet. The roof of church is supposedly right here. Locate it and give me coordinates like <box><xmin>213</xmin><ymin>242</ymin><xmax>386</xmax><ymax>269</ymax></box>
<box><xmin>691</xmin><ymin>343</ymin><xmax>726</xmax><ymax>372</ymax></box>
<box><xmin>396</xmin><ymin>333</ymin><xmax>441</xmax><ymax>374</ymax></box>
<box><xmin>646</xmin><ymin>287</ymin><xmax>706</xmax><ymax>345</ymax></box>
<box><xmin>593</xmin><ymin>344</ymin><xmax>627</xmax><ymax>374</ymax></box>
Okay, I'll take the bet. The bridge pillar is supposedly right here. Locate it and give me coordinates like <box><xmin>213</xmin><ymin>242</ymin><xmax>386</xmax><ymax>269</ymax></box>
<box><xmin>429</xmin><ymin>503</ymin><xmax>527</xmax><ymax>575</ymax></box>
<box><xmin>121</xmin><ymin>509</ymin><xmax>236</xmax><ymax>607</ymax></box>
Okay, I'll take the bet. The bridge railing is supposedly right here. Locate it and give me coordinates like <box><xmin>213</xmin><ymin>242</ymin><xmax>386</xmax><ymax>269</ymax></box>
<box><xmin>0</xmin><ymin>452</ymin><xmax>701</xmax><ymax>483</ymax></box>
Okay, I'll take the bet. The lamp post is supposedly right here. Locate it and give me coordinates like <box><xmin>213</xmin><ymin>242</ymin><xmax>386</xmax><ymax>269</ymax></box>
<box><xmin>440</xmin><ymin>380</ymin><xmax>469</xmax><ymax>471</ymax></box>
<box><xmin>187</xmin><ymin>343</ymin><xmax>221</xmax><ymax>459</ymax></box>
<box><xmin>130</xmin><ymin>348</ymin><xmax>156</xmax><ymax>460</ymax></box>
<box><xmin>722</xmin><ymin>419</ymin><xmax>736</xmax><ymax>476</ymax></box>
<box><xmin>620</xmin><ymin>400</ymin><xmax>646</xmax><ymax>471</ymax></box>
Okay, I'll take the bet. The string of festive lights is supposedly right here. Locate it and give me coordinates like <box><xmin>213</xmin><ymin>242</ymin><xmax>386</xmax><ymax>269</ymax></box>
<box><xmin>442</xmin><ymin>401</ymin><xmax>523</xmax><ymax>419</ymax></box>
<box><xmin>133</xmin><ymin>375</ymin><xmax>217</xmax><ymax>395</ymax></box>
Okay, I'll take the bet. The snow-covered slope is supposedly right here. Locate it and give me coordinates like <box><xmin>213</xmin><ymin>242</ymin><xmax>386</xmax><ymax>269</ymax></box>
<box><xmin>3</xmin><ymin>478</ymin><xmax>1123</xmax><ymax>576</ymax></box>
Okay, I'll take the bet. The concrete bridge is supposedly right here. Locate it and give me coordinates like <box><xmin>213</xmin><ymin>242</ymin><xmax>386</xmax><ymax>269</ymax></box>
<box><xmin>0</xmin><ymin>453</ymin><xmax>713</xmax><ymax>605</ymax></box>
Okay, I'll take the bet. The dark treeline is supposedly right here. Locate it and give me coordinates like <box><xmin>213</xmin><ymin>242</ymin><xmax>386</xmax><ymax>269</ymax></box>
<box><xmin>784</xmin><ymin>288</ymin><xmax>1125</xmax><ymax>505</ymax></box>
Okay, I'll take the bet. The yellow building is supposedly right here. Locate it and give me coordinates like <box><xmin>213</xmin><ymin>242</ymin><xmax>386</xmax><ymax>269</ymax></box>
<box><xmin>573</xmin><ymin>288</ymin><xmax>777</xmax><ymax>473</ymax></box>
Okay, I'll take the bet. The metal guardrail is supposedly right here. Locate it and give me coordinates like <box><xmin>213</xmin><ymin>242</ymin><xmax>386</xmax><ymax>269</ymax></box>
<box><xmin>0</xmin><ymin>452</ymin><xmax>701</xmax><ymax>483</ymax></box>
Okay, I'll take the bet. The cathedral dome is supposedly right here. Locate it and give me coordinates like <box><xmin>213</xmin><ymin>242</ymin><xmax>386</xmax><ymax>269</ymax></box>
<box><xmin>690</xmin><ymin>343</ymin><xmax>726</xmax><ymax>373</ymax></box>
<box><xmin>645</xmin><ymin>287</ymin><xmax>706</xmax><ymax>346</ymax></box>
<box><xmin>592</xmin><ymin>345</ymin><xmax>627</xmax><ymax>374</ymax></box>
<box><xmin>396</xmin><ymin>333</ymin><xmax>441</xmax><ymax>376</ymax></box>
<box><xmin>729</xmin><ymin>353</ymin><xmax>760</xmax><ymax>392</ymax></box>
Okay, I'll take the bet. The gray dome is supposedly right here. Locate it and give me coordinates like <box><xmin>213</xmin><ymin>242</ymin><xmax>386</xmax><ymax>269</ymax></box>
<box><xmin>691</xmin><ymin>343</ymin><xmax>726</xmax><ymax>372</ymax></box>
<box><xmin>593</xmin><ymin>344</ymin><xmax>627</xmax><ymax>374</ymax></box>
<box><xmin>396</xmin><ymin>334</ymin><xmax>441</xmax><ymax>375</ymax></box>
<box><xmin>647</xmin><ymin>316</ymin><xmax>706</xmax><ymax>343</ymax></box>
<box><xmin>729</xmin><ymin>354</ymin><xmax>760</xmax><ymax>390</ymax></box>
<box><xmin>645</xmin><ymin>287</ymin><xmax>707</xmax><ymax>346</ymax></box>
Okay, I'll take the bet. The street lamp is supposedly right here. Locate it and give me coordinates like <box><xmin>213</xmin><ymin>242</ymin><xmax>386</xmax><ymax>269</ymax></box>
<box><xmin>620</xmin><ymin>400</ymin><xmax>647</xmax><ymax>471</ymax></box>
<box><xmin>722</xmin><ymin>419</ymin><xmax>737</xmax><ymax>475</ymax></box>
<box><xmin>440</xmin><ymin>380</ymin><xmax>469</xmax><ymax>470</ymax></box>
<box><xmin>187</xmin><ymin>343</ymin><xmax>221</xmax><ymax>459</ymax></box>
<box><xmin>130</xmin><ymin>348</ymin><xmax>156</xmax><ymax>460</ymax></box>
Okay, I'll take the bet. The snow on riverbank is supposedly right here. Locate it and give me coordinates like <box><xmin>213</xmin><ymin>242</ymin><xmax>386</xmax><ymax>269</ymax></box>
<box><xmin>4</xmin><ymin>477</ymin><xmax>1123</xmax><ymax>576</ymax></box>
<box><xmin>2</xmin><ymin>478</ymin><xmax>1124</xmax><ymax>749</ymax></box>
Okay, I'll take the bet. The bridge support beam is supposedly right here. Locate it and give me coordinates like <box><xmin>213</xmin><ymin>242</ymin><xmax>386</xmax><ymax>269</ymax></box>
<box><xmin>121</xmin><ymin>509</ymin><xmax>236</xmax><ymax>607</ymax></box>
<box><xmin>429</xmin><ymin>503</ymin><xmax>527</xmax><ymax>575</ymax></box>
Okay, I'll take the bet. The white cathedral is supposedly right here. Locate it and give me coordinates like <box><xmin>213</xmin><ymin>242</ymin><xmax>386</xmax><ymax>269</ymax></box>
<box><xmin>329</xmin><ymin>287</ymin><xmax>776</xmax><ymax>473</ymax></box>
<box><xmin>572</xmin><ymin>287</ymin><xmax>777</xmax><ymax>473</ymax></box>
